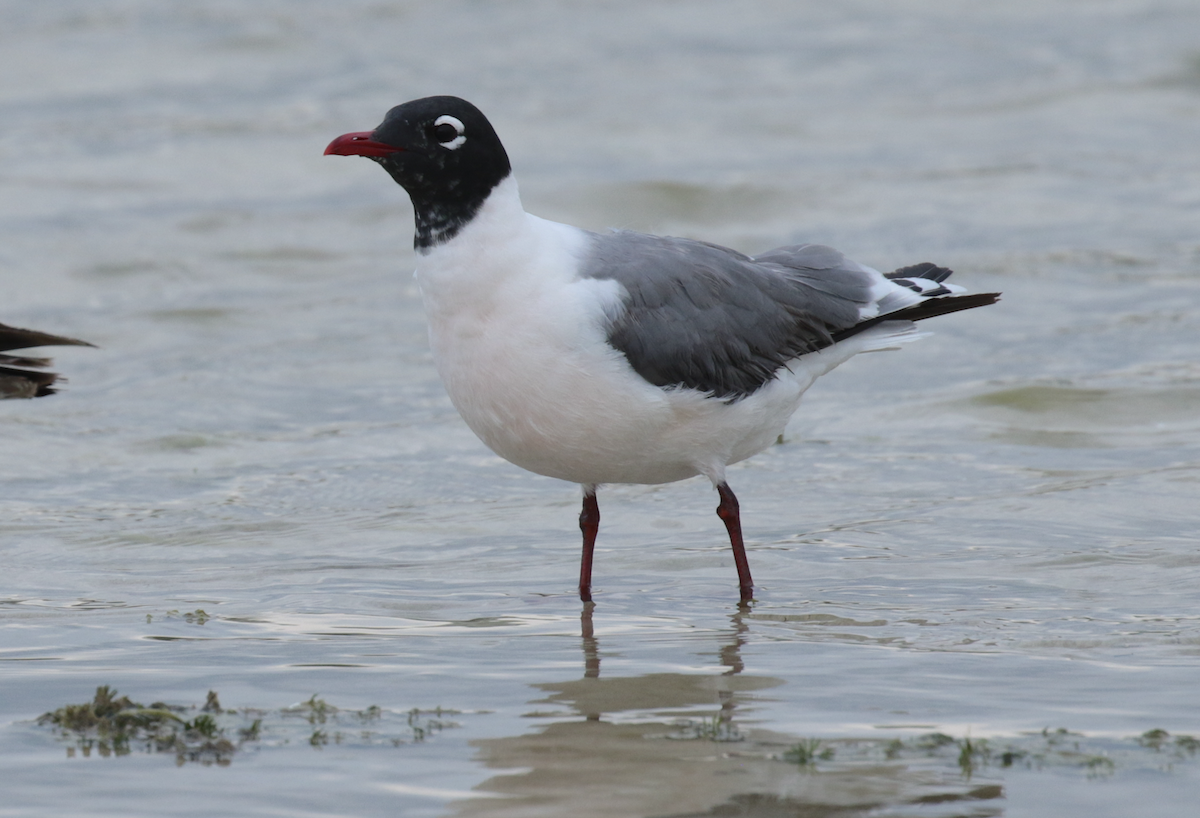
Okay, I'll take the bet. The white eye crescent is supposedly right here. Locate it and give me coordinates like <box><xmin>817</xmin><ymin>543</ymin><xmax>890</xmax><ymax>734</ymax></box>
<box><xmin>433</xmin><ymin>115</ymin><xmax>466</xmax><ymax>150</ymax></box>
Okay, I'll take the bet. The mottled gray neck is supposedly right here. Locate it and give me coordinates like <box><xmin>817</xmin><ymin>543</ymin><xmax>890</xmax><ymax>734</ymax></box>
<box><xmin>412</xmin><ymin>200</ymin><xmax>481</xmax><ymax>253</ymax></box>
<box><xmin>376</xmin><ymin>161</ymin><xmax>511</xmax><ymax>253</ymax></box>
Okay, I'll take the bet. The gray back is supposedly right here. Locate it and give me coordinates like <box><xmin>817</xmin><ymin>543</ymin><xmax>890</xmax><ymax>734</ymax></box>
<box><xmin>580</xmin><ymin>231</ymin><xmax>876</xmax><ymax>400</ymax></box>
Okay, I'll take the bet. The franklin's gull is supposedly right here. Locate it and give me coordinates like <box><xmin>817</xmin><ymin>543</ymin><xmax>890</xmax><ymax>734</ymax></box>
<box><xmin>326</xmin><ymin>96</ymin><xmax>999</xmax><ymax>604</ymax></box>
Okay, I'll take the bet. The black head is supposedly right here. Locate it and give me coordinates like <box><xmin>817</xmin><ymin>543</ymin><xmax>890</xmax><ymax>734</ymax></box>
<box><xmin>326</xmin><ymin>96</ymin><xmax>511</xmax><ymax>251</ymax></box>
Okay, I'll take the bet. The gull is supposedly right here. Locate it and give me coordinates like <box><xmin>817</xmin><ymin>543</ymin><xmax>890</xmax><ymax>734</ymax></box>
<box><xmin>0</xmin><ymin>322</ymin><xmax>93</xmax><ymax>399</ymax></box>
<box><xmin>326</xmin><ymin>96</ymin><xmax>998</xmax><ymax>603</ymax></box>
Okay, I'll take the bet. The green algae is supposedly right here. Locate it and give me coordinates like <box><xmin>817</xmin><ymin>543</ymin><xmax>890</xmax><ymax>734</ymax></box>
<box><xmin>37</xmin><ymin>687</ymin><xmax>464</xmax><ymax>765</ymax></box>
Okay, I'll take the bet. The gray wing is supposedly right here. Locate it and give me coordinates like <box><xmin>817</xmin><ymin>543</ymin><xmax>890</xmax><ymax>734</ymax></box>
<box><xmin>579</xmin><ymin>231</ymin><xmax>876</xmax><ymax>400</ymax></box>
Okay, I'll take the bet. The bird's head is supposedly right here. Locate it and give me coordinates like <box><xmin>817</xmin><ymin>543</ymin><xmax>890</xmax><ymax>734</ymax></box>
<box><xmin>325</xmin><ymin>96</ymin><xmax>511</xmax><ymax>250</ymax></box>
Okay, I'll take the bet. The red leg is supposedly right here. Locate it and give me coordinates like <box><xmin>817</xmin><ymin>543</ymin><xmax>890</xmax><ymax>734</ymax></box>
<box><xmin>716</xmin><ymin>483</ymin><xmax>754</xmax><ymax>603</ymax></box>
<box><xmin>579</xmin><ymin>489</ymin><xmax>599</xmax><ymax>603</ymax></box>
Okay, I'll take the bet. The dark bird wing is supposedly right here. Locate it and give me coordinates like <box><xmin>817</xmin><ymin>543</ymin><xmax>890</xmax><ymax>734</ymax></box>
<box><xmin>0</xmin><ymin>322</ymin><xmax>94</xmax><ymax>399</ymax></box>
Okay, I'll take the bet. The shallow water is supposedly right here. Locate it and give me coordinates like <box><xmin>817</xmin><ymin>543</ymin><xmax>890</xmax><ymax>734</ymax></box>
<box><xmin>3</xmin><ymin>1</ymin><xmax>1200</xmax><ymax>815</ymax></box>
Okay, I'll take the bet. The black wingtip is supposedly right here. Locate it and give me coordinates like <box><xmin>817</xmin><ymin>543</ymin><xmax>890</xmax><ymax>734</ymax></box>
<box><xmin>832</xmin><ymin>292</ymin><xmax>1001</xmax><ymax>343</ymax></box>
<box><xmin>0</xmin><ymin>322</ymin><xmax>95</xmax><ymax>352</ymax></box>
<box><xmin>886</xmin><ymin>291</ymin><xmax>1001</xmax><ymax>322</ymax></box>
<box><xmin>886</xmin><ymin>262</ymin><xmax>955</xmax><ymax>283</ymax></box>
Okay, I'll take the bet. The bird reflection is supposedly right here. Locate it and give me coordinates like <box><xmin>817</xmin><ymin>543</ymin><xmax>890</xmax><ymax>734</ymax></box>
<box><xmin>580</xmin><ymin>604</ymin><xmax>600</xmax><ymax>680</ymax></box>
<box><xmin>717</xmin><ymin>608</ymin><xmax>749</xmax><ymax>726</ymax></box>
<box><xmin>448</xmin><ymin>610</ymin><xmax>994</xmax><ymax>817</ymax></box>
<box><xmin>567</xmin><ymin>604</ymin><xmax>767</xmax><ymax>729</ymax></box>
<box><xmin>579</xmin><ymin>604</ymin><xmax>749</xmax><ymax>682</ymax></box>
<box><xmin>720</xmin><ymin>607</ymin><xmax>749</xmax><ymax>676</ymax></box>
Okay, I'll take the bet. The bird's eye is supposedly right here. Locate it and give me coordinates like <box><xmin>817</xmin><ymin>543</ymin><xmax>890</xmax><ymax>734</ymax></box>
<box><xmin>432</xmin><ymin>115</ymin><xmax>466</xmax><ymax>150</ymax></box>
